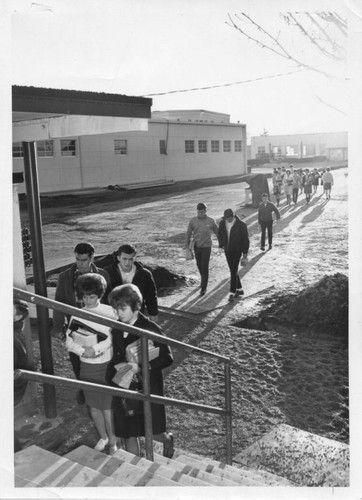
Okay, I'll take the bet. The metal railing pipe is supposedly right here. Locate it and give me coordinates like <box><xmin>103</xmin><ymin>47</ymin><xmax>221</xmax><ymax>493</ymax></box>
<box><xmin>140</xmin><ymin>335</ymin><xmax>153</xmax><ymax>461</ymax></box>
<box><xmin>15</xmin><ymin>370</ymin><xmax>226</xmax><ymax>415</ymax></box>
<box><xmin>14</xmin><ymin>288</ymin><xmax>229</xmax><ymax>362</ymax></box>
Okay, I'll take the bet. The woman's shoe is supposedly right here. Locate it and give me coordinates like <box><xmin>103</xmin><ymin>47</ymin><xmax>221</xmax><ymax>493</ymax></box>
<box><xmin>163</xmin><ymin>433</ymin><xmax>174</xmax><ymax>459</ymax></box>
<box><xmin>94</xmin><ymin>437</ymin><xmax>109</xmax><ymax>451</ymax></box>
<box><xmin>108</xmin><ymin>443</ymin><xmax>118</xmax><ymax>455</ymax></box>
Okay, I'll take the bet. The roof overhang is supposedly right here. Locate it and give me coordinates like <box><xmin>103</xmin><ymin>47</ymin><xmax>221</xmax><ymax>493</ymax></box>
<box><xmin>12</xmin><ymin>86</ymin><xmax>152</xmax><ymax>141</ymax></box>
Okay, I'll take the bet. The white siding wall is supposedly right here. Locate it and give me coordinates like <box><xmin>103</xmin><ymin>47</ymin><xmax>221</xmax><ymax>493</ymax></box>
<box><xmin>13</xmin><ymin>121</ymin><xmax>246</xmax><ymax>194</ymax></box>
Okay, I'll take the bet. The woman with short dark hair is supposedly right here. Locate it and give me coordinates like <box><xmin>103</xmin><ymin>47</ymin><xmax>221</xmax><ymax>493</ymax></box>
<box><xmin>108</xmin><ymin>284</ymin><xmax>174</xmax><ymax>458</ymax></box>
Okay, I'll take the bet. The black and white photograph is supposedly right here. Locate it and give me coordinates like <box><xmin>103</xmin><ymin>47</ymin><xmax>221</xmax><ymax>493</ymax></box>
<box><xmin>2</xmin><ymin>0</ymin><xmax>362</xmax><ymax>498</ymax></box>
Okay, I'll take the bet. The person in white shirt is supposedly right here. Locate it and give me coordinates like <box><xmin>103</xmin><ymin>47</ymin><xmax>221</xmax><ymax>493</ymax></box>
<box><xmin>66</xmin><ymin>273</ymin><xmax>118</xmax><ymax>454</ymax></box>
<box><xmin>322</xmin><ymin>167</ymin><xmax>334</xmax><ymax>200</ymax></box>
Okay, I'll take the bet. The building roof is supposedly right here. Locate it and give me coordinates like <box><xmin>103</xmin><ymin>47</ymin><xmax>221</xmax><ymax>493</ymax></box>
<box><xmin>12</xmin><ymin>86</ymin><xmax>153</xmax><ymax>141</ymax></box>
<box><xmin>151</xmin><ymin>109</ymin><xmax>232</xmax><ymax>124</ymax></box>
<box><xmin>13</xmin><ymin>85</ymin><xmax>152</xmax><ymax>122</ymax></box>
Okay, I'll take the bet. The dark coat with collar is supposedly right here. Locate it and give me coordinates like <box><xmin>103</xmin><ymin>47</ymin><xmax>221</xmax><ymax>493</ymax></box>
<box><xmin>104</xmin><ymin>260</ymin><xmax>158</xmax><ymax>316</ymax></box>
<box><xmin>108</xmin><ymin>312</ymin><xmax>173</xmax><ymax>437</ymax></box>
<box><xmin>53</xmin><ymin>262</ymin><xmax>111</xmax><ymax>331</ymax></box>
<box><xmin>218</xmin><ymin>215</ymin><xmax>250</xmax><ymax>254</ymax></box>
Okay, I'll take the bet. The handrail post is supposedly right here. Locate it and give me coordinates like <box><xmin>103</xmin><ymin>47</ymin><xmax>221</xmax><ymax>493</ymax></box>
<box><xmin>224</xmin><ymin>360</ymin><xmax>233</xmax><ymax>465</ymax></box>
<box><xmin>141</xmin><ymin>335</ymin><xmax>154</xmax><ymax>461</ymax></box>
<box><xmin>22</xmin><ymin>141</ymin><xmax>56</xmax><ymax>418</ymax></box>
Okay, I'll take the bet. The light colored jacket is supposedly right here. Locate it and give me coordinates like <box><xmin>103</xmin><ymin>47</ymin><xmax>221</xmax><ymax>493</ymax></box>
<box><xmin>186</xmin><ymin>215</ymin><xmax>218</xmax><ymax>248</ymax></box>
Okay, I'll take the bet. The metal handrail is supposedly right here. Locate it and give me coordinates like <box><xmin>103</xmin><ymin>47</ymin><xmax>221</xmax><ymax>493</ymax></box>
<box><xmin>14</xmin><ymin>287</ymin><xmax>233</xmax><ymax>464</ymax></box>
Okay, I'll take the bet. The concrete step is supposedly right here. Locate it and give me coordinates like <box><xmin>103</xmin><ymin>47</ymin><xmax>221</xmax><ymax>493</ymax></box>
<box><xmin>153</xmin><ymin>453</ymin><xmax>242</xmax><ymax>486</ymax></box>
<box><xmin>112</xmin><ymin>447</ymin><xmax>209</xmax><ymax>486</ymax></box>
<box><xmin>66</xmin><ymin>445</ymin><xmax>207</xmax><ymax>486</ymax></box>
<box><xmin>15</xmin><ymin>445</ymin><xmax>120</xmax><ymax>487</ymax></box>
<box><xmin>173</xmin><ymin>448</ymin><xmax>293</xmax><ymax>486</ymax></box>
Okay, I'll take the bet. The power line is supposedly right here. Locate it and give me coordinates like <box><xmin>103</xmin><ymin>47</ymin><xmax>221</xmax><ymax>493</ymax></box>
<box><xmin>142</xmin><ymin>68</ymin><xmax>306</xmax><ymax>97</ymax></box>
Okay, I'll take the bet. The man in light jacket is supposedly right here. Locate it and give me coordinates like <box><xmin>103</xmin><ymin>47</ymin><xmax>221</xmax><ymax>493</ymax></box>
<box><xmin>218</xmin><ymin>209</ymin><xmax>250</xmax><ymax>302</ymax></box>
<box><xmin>185</xmin><ymin>202</ymin><xmax>219</xmax><ymax>296</ymax></box>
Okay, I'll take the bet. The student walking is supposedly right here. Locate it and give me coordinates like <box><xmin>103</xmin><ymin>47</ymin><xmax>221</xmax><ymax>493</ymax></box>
<box><xmin>292</xmin><ymin>170</ymin><xmax>302</xmax><ymax>205</ymax></box>
<box><xmin>258</xmin><ymin>193</ymin><xmax>281</xmax><ymax>251</ymax></box>
<box><xmin>185</xmin><ymin>202</ymin><xmax>218</xmax><ymax>296</ymax></box>
<box><xmin>283</xmin><ymin>169</ymin><xmax>294</xmax><ymax>206</ymax></box>
<box><xmin>108</xmin><ymin>284</ymin><xmax>174</xmax><ymax>458</ymax></box>
<box><xmin>304</xmin><ymin>169</ymin><xmax>314</xmax><ymax>204</ymax></box>
<box><xmin>218</xmin><ymin>208</ymin><xmax>250</xmax><ymax>302</ymax></box>
<box><xmin>322</xmin><ymin>167</ymin><xmax>334</xmax><ymax>199</ymax></box>
<box><xmin>272</xmin><ymin>168</ymin><xmax>283</xmax><ymax>206</ymax></box>
<box><xmin>312</xmin><ymin>168</ymin><xmax>321</xmax><ymax>194</ymax></box>
<box><xmin>52</xmin><ymin>242</ymin><xmax>111</xmax><ymax>404</ymax></box>
<box><xmin>65</xmin><ymin>273</ymin><xmax>118</xmax><ymax>454</ymax></box>
<box><xmin>104</xmin><ymin>243</ymin><xmax>158</xmax><ymax>322</ymax></box>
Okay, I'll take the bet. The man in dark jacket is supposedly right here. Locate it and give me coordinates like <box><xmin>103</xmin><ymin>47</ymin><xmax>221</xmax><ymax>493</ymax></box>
<box><xmin>52</xmin><ymin>242</ymin><xmax>111</xmax><ymax>403</ymax></box>
<box><xmin>104</xmin><ymin>244</ymin><xmax>158</xmax><ymax>322</ymax></box>
<box><xmin>218</xmin><ymin>209</ymin><xmax>250</xmax><ymax>302</ymax></box>
<box><xmin>258</xmin><ymin>193</ymin><xmax>281</xmax><ymax>251</ymax></box>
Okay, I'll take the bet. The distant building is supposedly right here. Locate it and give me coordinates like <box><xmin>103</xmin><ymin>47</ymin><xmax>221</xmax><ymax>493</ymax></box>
<box><xmin>13</xmin><ymin>110</ymin><xmax>247</xmax><ymax>194</ymax></box>
<box><xmin>250</xmin><ymin>131</ymin><xmax>347</xmax><ymax>162</ymax></box>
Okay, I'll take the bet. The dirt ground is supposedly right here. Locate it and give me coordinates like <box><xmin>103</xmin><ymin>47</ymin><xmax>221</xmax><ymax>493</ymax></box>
<box><xmin>17</xmin><ymin>164</ymin><xmax>349</xmax><ymax>484</ymax></box>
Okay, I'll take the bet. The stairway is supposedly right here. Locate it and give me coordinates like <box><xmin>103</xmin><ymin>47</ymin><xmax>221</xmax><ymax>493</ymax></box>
<box><xmin>15</xmin><ymin>443</ymin><xmax>294</xmax><ymax>487</ymax></box>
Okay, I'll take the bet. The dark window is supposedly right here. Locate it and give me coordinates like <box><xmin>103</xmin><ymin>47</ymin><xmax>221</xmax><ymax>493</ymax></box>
<box><xmin>61</xmin><ymin>139</ymin><xmax>77</xmax><ymax>157</ymax></box>
<box><xmin>37</xmin><ymin>140</ymin><xmax>54</xmax><ymax>157</ymax></box>
<box><xmin>223</xmin><ymin>140</ymin><xmax>231</xmax><ymax>152</ymax></box>
<box><xmin>114</xmin><ymin>139</ymin><xmax>128</xmax><ymax>155</ymax></box>
<box><xmin>159</xmin><ymin>140</ymin><xmax>167</xmax><ymax>154</ymax></box>
<box><xmin>234</xmin><ymin>140</ymin><xmax>242</xmax><ymax>152</ymax></box>
<box><xmin>185</xmin><ymin>140</ymin><xmax>195</xmax><ymax>153</ymax></box>
<box><xmin>13</xmin><ymin>143</ymin><xmax>24</xmax><ymax>158</ymax></box>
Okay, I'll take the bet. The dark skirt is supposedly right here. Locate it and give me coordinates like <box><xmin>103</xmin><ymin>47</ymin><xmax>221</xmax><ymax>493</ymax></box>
<box><xmin>112</xmin><ymin>396</ymin><xmax>166</xmax><ymax>438</ymax></box>
<box><xmin>80</xmin><ymin>361</ymin><xmax>112</xmax><ymax>410</ymax></box>
<box><xmin>111</xmin><ymin>377</ymin><xmax>166</xmax><ymax>438</ymax></box>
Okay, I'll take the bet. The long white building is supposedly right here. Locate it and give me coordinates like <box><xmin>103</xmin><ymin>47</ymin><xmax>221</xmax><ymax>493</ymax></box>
<box><xmin>250</xmin><ymin>131</ymin><xmax>347</xmax><ymax>162</ymax></box>
<box><xmin>13</xmin><ymin>110</ymin><xmax>247</xmax><ymax>194</ymax></box>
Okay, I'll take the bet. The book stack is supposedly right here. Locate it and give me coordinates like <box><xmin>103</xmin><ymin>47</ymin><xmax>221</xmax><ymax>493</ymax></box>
<box><xmin>112</xmin><ymin>363</ymin><xmax>134</xmax><ymax>388</ymax></box>
<box><xmin>126</xmin><ymin>339</ymin><xmax>159</xmax><ymax>364</ymax></box>
<box><xmin>67</xmin><ymin>318</ymin><xmax>108</xmax><ymax>347</ymax></box>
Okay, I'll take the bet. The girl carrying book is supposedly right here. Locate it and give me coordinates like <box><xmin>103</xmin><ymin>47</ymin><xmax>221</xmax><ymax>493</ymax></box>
<box><xmin>108</xmin><ymin>283</ymin><xmax>174</xmax><ymax>458</ymax></box>
<box><xmin>65</xmin><ymin>273</ymin><xmax>118</xmax><ymax>454</ymax></box>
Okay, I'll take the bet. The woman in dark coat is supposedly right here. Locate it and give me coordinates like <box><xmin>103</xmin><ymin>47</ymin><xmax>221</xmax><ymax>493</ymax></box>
<box><xmin>108</xmin><ymin>284</ymin><xmax>174</xmax><ymax>457</ymax></box>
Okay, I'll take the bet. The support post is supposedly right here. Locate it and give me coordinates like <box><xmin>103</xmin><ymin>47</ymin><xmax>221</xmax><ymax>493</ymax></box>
<box><xmin>141</xmin><ymin>335</ymin><xmax>154</xmax><ymax>461</ymax></box>
<box><xmin>22</xmin><ymin>141</ymin><xmax>56</xmax><ymax>418</ymax></box>
<box><xmin>224</xmin><ymin>360</ymin><xmax>233</xmax><ymax>465</ymax></box>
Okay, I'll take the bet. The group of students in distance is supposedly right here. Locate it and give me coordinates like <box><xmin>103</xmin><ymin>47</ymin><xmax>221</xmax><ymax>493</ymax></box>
<box><xmin>272</xmin><ymin>164</ymin><xmax>334</xmax><ymax>207</ymax></box>
<box><xmin>52</xmin><ymin>242</ymin><xmax>174</xmax><ymax>459</ymax></box>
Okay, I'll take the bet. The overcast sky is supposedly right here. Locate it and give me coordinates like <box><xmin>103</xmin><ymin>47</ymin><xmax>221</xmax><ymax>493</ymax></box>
<box><xmin>9</xmin><ymin>0</ymin><xmax>358</xmax><ymax>135</ymax></box>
